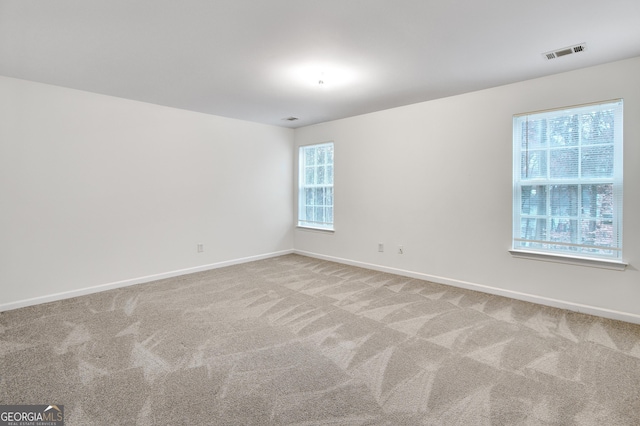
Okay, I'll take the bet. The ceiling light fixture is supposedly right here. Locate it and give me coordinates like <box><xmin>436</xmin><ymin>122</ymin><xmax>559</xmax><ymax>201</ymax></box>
<box><xmin>288</xmin><ymin>62</ymin><xmax>356</xmax><ymax>90</ymax></box>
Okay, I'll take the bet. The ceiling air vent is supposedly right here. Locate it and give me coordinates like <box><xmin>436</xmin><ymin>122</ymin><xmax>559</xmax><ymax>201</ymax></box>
<box><xmin>543</xmin><ymin>43</ymin><xmax>587</xmax><ymax>60</ymax></box>
<box><xmin>282</xmin><ymin>116</ymin><xmax>299</xmax><ymax>121</ymax></box>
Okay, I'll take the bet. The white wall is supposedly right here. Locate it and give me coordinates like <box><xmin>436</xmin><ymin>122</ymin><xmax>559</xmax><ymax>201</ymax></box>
<box><xmin>0</xmin><ymin>76</ymin><xmax>294</xmax><ymax>309</ymax></box>
<box><xmin>3</xmin><ymin>57</ymin><xmax>639</xmax><ymax>321</ymax></box>
<box><xmin>294</xmin><ymin>56</ymin><xmax>640</xmax><ymax>322</ymax></box>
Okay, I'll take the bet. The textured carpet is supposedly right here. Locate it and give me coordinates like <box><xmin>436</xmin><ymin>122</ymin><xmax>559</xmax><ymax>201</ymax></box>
<box><xmin>1</xmin><ymin>254</ymin><xmax>640</xmax><ymax>425</ymax></box>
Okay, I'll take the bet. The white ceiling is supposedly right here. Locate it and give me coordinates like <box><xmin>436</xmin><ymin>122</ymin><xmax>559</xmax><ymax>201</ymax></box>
<box><xmin>2</xmin><ymin>0</ymin><xmax>640</xmax><ymax>128</ymax></box>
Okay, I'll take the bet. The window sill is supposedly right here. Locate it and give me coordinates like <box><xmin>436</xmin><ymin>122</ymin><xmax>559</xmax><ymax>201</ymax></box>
<box><xmin>296</xmin><ymin>226</ymin><xmax>335</xmax><ymax>233</ymax></box>
<box><xmin>509</xmin><ymin>249</ymin><xmax>627</xmax><ymax>271</ymax></box>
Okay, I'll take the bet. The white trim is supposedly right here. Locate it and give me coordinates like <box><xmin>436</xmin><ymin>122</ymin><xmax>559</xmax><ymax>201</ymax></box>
<box><xmin>294</xmin><ymin>249</ymin><xmax>640</xmax><ymax>325</ymax></box>
<box><xmin>296</xmin><ymin>226</ymin><xmax>335</xmax><ymax>233</ymax></box>
<box><xmin>513</xmin><ymin>98</ymin><xmax>623</xmax><ymax>118</ymax></box>
<box><xmin>509</xmin><ymin>249</ymin><xmax>627</xmax><ymax>270</ymax></box>
<box><xmin>0</xmin><ymin>249</ymin><xmax>294</xmax><ymax>312</ymax></box>
<box><xmin>298</xmin><ymin>142</ymin><xmax>334</xmax><ymax>233</ymax></box>
<box><xmin>513</xmin><ymin>238</ymin><xmax>622</xmax><ymax>252</ymax></box>
<box><xmin>513</xmin><ymin>99</ymin><xmax>624</xmax><ymax>267</ymax></box>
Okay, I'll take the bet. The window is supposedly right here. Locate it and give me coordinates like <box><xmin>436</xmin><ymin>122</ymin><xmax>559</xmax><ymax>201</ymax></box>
<box><xmin>298</xmin><ymin>142</ymin><xmax>334</xmax><ymax>230</ymax></box>
<box><xmin>512</xmin><ymin>100</ymin><xmax>623</xmax><ymax>262</ymax></box>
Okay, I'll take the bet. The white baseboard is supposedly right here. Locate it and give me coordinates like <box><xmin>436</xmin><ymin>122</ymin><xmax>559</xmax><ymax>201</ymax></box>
<box><xmin>0</xmin><ymin>249</ymin><xmax>294</xmax><ymax>312</ymax></box>
<box><xmin>294</xmin><ymin>250</ymin><xmax>640</xmax><ymax>325</ymax></box>
<box><xmin>6</xmin><ymin>248</ymin><xmax>639</xmax><ymax>325</ymax></box>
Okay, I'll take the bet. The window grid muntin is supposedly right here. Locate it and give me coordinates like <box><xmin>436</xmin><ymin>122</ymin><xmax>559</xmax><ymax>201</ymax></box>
<box><xmin>298</xmin><ymin>142</ymin><xmax>334</xmax><ymax>229</ymax></box>
<box><xmin>513</xmin><ymin>100</ymin><xmax>622</xmax><ymax>260</ymax></box>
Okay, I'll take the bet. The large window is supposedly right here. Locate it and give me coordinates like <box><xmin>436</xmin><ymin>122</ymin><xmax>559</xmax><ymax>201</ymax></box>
<box><xmin>512</xmin><ymin>100</ymin><xmax>623</xmax><ymax>262</ymax></box>
<box><xmin>298</xmin><ymin>142</ymin><xmax>334</xmax><ymax>230</ymax></box>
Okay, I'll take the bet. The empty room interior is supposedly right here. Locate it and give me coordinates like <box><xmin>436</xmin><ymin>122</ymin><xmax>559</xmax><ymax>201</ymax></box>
<box><xmin>2</xmin><ymin>1</ymin><xmax>640</xmax><ymax>424</ymax></box>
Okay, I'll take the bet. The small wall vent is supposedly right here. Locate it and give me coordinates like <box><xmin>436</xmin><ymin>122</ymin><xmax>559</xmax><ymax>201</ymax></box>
<box><xmin>543</xmin><ymin>43</ymin><xmax>587</xmax><ymax>60</ymax></box>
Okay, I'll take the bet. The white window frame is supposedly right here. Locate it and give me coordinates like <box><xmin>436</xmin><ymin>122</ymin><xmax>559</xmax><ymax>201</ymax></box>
<box><xmin>298</xmin><ymin>142</ymin><xmax>334</xmax><ymax>231</ymax></box>
<box><xmin>511</xmin><ymin>100</ymin><xmax>625</xmax><ymax>269</ymax></box>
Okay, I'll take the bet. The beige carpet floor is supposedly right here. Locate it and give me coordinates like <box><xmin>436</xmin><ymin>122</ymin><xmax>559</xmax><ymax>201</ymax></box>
<box><xmin>1</xmin><ymin>254</ymin><xmax>640</xmax><ymax>425</ymax></box>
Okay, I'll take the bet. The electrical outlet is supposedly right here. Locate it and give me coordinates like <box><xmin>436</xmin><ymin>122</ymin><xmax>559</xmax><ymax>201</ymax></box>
<box><xmin>197</xmin><ymin>243</ymin><xmax>204</xmax><ymax>253</ymax></box>
<box><xmin>378</xmin><ymin>243</ymin><xmax>384</xmax><ymax>252</ymax></box>
<box><xmin>398</xmin><ymin>245</ymin><xmax>404</xmax><ymax>254</ymax></box>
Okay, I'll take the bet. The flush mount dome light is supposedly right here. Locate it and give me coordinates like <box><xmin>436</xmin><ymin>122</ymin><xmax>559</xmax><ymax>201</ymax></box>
<box><xmin>289</xmin><ymin>62</ymin><xmax>357</xmax><ymax>90</ymax></box>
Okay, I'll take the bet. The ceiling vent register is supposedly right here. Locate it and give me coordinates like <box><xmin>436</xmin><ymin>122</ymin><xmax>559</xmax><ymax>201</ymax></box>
<box><xmin>543</xmin><ymin>43</ymin><xmax>587</xmax><ymax>60</ymax></box>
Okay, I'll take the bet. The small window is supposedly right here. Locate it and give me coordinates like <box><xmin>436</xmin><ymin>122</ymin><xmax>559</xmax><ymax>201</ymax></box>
<box><xmin>298</xmin><ymin>142</ymin><xmax>334</xmax><ymax>230</ymax></box>
<box><xmin>512</xmin><ymin>100</ymin><xmax>623</xmax><ymax>261</ymax></box>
